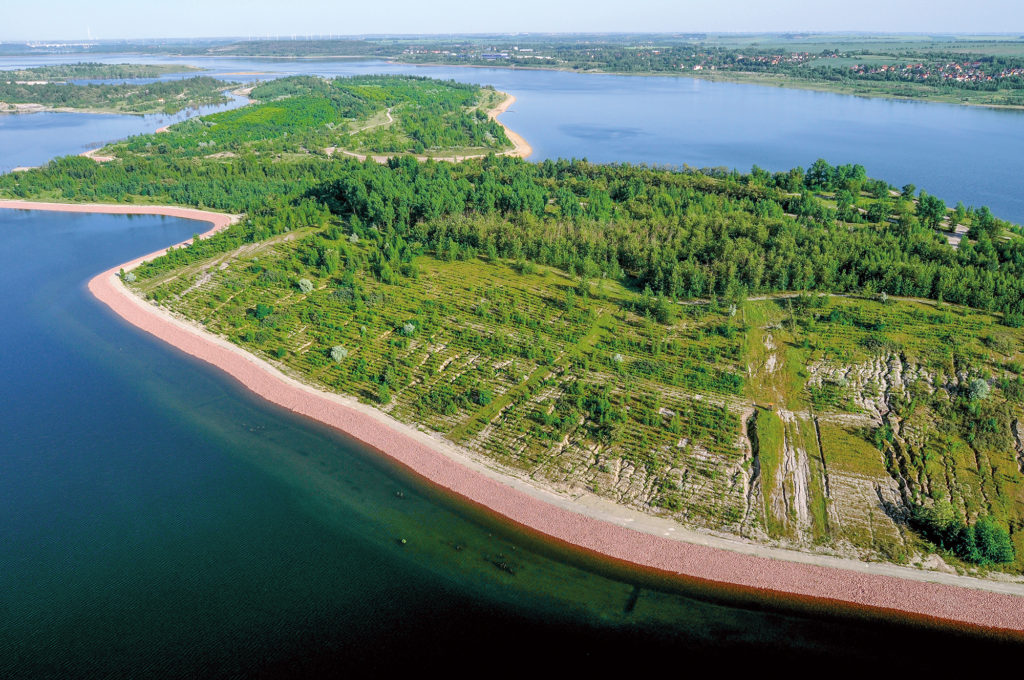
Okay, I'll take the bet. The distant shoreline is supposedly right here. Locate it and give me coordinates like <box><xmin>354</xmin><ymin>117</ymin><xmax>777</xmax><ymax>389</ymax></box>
<box><xmin>380</xmin><ymin>58</ymin><xmax>1024</xmax><ymax>111</ymax></box>
<box><xmin>1</xmin><ymin>198</ymin><xmax>1022</xmax><ymax>639</ymax></box>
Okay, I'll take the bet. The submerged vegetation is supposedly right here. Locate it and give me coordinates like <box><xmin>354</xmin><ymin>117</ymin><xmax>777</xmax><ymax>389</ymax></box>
<box><xmin>3</xmin><ymin>75</ymin><xmax>1022</xmax><ymax>575</ymax></box>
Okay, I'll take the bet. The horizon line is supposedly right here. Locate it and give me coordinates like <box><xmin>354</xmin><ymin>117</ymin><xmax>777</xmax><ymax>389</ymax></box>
<box><xmin>4</xmin><ymin>30</ymin><xmax>1024</xmax><ymax>44</ymax></box>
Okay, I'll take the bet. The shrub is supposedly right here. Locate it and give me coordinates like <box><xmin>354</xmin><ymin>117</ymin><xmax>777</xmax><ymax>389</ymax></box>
<box><xmin>331</xmin><ymin>345</ymin><xmax>348</xmax><ymax>363</ymax></box>
<box><xmin>298</xmin><ymin>278</ymin><xmax>314</xmax><ymax>293</ymax></box>
<box><xmin>469</xmin><ymin>387</ymin><xmax>493</xmax><ymax>406</ymax></box>
<box><xmin>968</xmin><ymin>378</ymin><xmax>990</xmax><ymax>402</ymax></box>
<box><xmin>972</xmin><ymin>516</ymin><xmax>1015</xmax><ymax>565</ymax></box>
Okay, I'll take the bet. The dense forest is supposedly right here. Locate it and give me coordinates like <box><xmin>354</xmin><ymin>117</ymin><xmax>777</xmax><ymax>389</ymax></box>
<box><xmin>31</xmin><ymin>149</ymin><xmax>1007</xmax><ymax>321</ymax></box>
<box><xmin>4</xmin><ymin>134</ymin><xmax>1021</xmax><ymax>319</ymax></box>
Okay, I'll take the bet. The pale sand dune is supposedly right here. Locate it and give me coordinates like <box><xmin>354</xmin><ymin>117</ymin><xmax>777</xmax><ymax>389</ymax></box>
<box><xmin>2</xmin><ymin>198</ymin><xmax>1022</xmax><ymax>637</ymax></box>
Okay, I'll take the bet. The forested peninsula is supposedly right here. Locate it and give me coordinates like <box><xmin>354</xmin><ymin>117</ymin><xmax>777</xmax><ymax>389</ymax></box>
<box><xmin>4</xmin><ymin>74</ymin><xmax>1023</xmax><ymax>579</ymax></box>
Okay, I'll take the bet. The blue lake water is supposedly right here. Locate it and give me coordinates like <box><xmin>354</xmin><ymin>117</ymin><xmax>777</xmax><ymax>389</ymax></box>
<box><xmin>1</xmin><ymin>55</ymin><xmax>1023</xmax><ymax>674</ymax></box>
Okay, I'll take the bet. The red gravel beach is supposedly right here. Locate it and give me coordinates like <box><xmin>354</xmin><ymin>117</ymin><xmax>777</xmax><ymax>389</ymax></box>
<box><xmin>2</xmin><ymin>199</ymin><xmax>1022</xmax><ymax>638</ymax></box>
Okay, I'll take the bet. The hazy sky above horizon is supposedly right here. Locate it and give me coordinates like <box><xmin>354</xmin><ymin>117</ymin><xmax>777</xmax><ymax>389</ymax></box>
<box><xmin>1</xmin><ymin>0</ymin><xmax>1021</xmax><ymax>41</ymax></box>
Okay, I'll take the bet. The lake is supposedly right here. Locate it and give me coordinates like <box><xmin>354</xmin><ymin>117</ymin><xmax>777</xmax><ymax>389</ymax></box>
<box><xmin>1</xmin><ymin>55</ymin><xmax>1023</xmax><ymax>675</ymax></box>
<box><xmin>3</xmin><ymin>54</ymin><xmax>1024</xmax><ymax>221</ymax></box>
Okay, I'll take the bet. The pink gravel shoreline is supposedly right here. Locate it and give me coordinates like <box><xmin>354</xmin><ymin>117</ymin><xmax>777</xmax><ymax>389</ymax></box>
<box><xmin>2</xmin><ymin>199</ymin><xmax>1022</xmax><ymax>638</ymax></box>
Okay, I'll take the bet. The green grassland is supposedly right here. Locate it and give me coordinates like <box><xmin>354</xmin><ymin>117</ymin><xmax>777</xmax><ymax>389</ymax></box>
<box><xmin>134</xmin><ymin>231</ymin><xmax>746</xmax><ymax>526</ymax></box>
<box><xmin>134</xmin><ymin>225</ymin><xmax>1024</xmax><ymax>573</ymax></box>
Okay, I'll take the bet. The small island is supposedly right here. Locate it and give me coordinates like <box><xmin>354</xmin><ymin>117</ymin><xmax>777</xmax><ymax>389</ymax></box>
<box><xmin>1</xmin><ymin>62</ymin><xmax>203</xmax><ymax>81</ymax></box>
<box><xmin>1</xmin><ymin>62</ymin><xmax>230</xmax><ymax>115</ymax></box>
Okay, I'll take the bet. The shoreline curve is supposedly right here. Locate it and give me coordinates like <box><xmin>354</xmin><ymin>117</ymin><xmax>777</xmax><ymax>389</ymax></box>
<box><xmin>2</xmin><ymin>199</ymin><xmax>1023</xmax><ymax>639</ymax></box>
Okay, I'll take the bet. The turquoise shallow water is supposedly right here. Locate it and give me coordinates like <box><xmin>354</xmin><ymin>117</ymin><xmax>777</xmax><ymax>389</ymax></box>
<box><xmin>0</xmin><ymin>210</ymin><xmax>1020</xmax><ymax>676</ymax></box>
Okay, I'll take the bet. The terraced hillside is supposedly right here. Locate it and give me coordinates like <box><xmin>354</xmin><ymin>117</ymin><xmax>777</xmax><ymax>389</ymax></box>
<box><xmin>126</xmin><ymin>154</ymin><xmax>1024</xmax><ymax>577</ymax></box>
<box><xmin>135</xmin><ymin>235</ymin><xmax>1024</xmax><ymax>573</ymax></box>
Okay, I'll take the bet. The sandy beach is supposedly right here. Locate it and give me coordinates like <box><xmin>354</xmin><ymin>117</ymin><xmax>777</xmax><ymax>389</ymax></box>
<box><xmin>80</xmin><ymin>147</ymin><xmax>117</xmax><ymax>162</ymax></box>
<box><xmin>487</xmin><ymin>93</ymin><xmax>533</xmax><ymax>159</ymax></box>
<box><xmin>1</xmin><ymin>198</ymin><xmax>1022</xmax><ymax>638</ymax></box>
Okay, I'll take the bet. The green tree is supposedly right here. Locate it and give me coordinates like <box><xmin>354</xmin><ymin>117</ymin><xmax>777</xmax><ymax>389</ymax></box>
<box><xmin>917</xmin><ymin>192</ymin><xmax>946</xmax><ymax>228</ymax></box>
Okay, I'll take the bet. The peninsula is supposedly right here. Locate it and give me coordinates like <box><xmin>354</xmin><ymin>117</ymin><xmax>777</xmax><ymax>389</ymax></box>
<box><xmin>3</xmin><ymin>74</ymin><xmax>1023</xmax><ymax>635</ymax></box>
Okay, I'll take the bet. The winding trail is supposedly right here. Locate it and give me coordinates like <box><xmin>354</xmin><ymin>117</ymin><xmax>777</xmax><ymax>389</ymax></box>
<box><xmin>329</xmin><ymin>92</ymin><xmax>532</xmax><ymax>163</ymax></box>
<box><xmin>1</xmin><ymin>198</ymin><xmax>1023</xmax><ymax>639</ymax></box>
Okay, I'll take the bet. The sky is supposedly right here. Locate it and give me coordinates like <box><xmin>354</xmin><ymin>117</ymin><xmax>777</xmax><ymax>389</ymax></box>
<box><xmin>1</xmin><ymin>0</ymin><xmax>1022</xmax><ymax>41</ymax></box>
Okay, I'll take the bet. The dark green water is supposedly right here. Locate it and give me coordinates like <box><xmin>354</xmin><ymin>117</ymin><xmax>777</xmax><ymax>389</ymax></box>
<box><xmin>0</xmin><ymin>210</ymin><xmax>1019</xmax><ymax>676</ymax></box>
